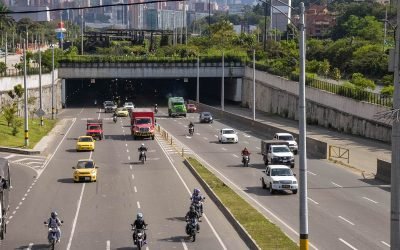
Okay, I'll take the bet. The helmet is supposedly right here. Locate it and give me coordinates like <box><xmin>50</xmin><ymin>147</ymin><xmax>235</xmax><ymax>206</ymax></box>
<box><xmin>193</xmin><ymin>188</ymin><xmax>200</xmax><ymax>195</ymax></box>
<box><xmin>190</xmin><ymin>206</ymin><xmax>195</xmax><ymax>212</ymax></box>
<box><xmin>244</xmin><ymin>147</ymin><xmax>248</xmax><ymax>150</ymax></box>
<box><xmin>137</xmin><ymin>213</ymin><xmax>143</xmax><ymax>220</ymax></box>
<box><xmin>51</xmin><ymin>211</ymin><xmax>58</xmax><ymax>219</ymax></box>
<box><xmin>141</xmin><ymin>143</ymin><xmax>145</xmax><ymax>147</ymax></box>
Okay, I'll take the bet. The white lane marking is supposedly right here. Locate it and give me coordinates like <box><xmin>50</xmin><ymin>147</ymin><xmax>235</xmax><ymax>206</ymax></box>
<box><xmin>381</xmin><ymin>241</ymin><xmax>390</xmax><ymax>247</ymax></box>
<box><xmin>4</xmin><ymin>154</ymin><xmax>15</xmax><ymax>159</ymax></box>
<box><xmin>338</xmin><ymin>216</ymin><xmax>355</xmax><ymax>226</ymax></box>
<box><xmin>9</xmin><ymin>216</ymin><xmax>13</xmax><ymax>220</ymax></box>
<box><xmin>130</xmin><ymin>165</ymin><xmax>132</xmax><ymax>170</ymax></box>
<box><xmin>339</xmin><ymin>238</ymin><xmax>358</xmax><ymax>250</ymax></box>
<box><xmin>308</xmin><ymin>198</ymin><xmax>319</xmax><ymax>205</ymax></box>
<box><xmin>128</xmin><ymin>156</ymin><xmax>131</xmax><ymax>161</ymax></box>
<box><xmin>363</xmin><ymin>197</ymin><xmax>378</xmax><ymax>204</ymax></box>
<box><xmin>331</xmin><ymin>182</ymin><xmax>343</xmax><ymax>188</ymax></box>
<box><xmin>181</xmin><ymin>239</ymin><xmax>188</xmax><ymax>250</ymax></box>
<box><xmin>39</xmin><ymin>118</ymin><xmax>77</xmax><ymax>177</ymax></box>
<box><xmin>19</xmin><ymin>202</ymin><xmax>22</xmax><ymax>206</ymax></box>
<box><xmin>13</xmin><ymin>158</ymin><xmax>42</xmax><ymax>163</ymax></box>
<box><xmin>195</xmin><ymin>133</ymin><xmax>200</xmax><ymax>135</ymax></box>
<box><xmin>214</xmin><ymin>135</ymin><xmax>218</xmax><ymax>138</ymax></box>
<box><xmin>132</xmin><ymin>174</ymin><xmax>134</xmax><ymax>180</ymax></box>
<box><xmin>137</xmin><ymin>201</ymin><xmax>141</xmax><ymax>209</ymax></box>
<box><xmin>307</xmin><ymin>171</ymin><xmax>317</xmax><ymax>176</ymax></box>
<box><xmin>22</xmin><ymin>197</ymin><xmax>25</xmax><ymax>201</ymax></box>
<box><xmin>221</xmin><ymin>147</ymin><xmax>227</xmax><ymax>151</ymax></box>
<box><xmin>126</xmin><ymin>143</ymin><xmax>128</xmax><ymax>147</ymax></box>
<box><xmin>243</xmin><ymin>134</ymin><xmax>251</xmax><ymax>138</ymax></box>
<box><xmin>78</xmin><ymin>108</ymin><xmax>84</xmax><ymax>115</ymax></box>
<box><xmin>127</xmin><ymin>149</ymin><xmax>129</xmax><ymax>153</ymax></box>
<box><xmin>203</xmin><ymin>137</ymin><xmax>208</xmax><ymax>140</ymax></box>
<box><xmin>232</xmin><ymin>154</ymin><xmax>239</xmax><ymax>158</ymax></box>
<box><xmin>155</xmin><ymin>137</ymin><xmax>227</xmax><ymax>250</ymax></box>
<box><xmin>12</xmin><ymin>211</ymin><xmax>16</xmax><ymax>215</ymax></box>
<box><xmin>134</xmin><ymin>186</ymin><xmax>137</xmax><ymax>193</ymax></box>
<box><xmin>16</xmin><ymin>206</ymin><xmax>19</xmax><ymax>210</ymax></box>
<box><xmin>27</xmin><ymin>243</ymin><xmax>33</xmax><ymax>250</ymax></box>
<box><xmin>159</xmin><ymin>133</ymin><xmax>319</xmax><ymax>250</ymax></box>
<box><xmin>209</xmin><ymin>124</ymin><xmax>213</xmax><ymax>127</ymax></box>
<box><xmin>66</xmin><ymin>183</ymin><xmax>86</xmax><ymax>250</ymax></box>
<box><xmin>106</xmin><ymin>240</ymin><xmax>110</xmax><ymax>250</ymax></box>
<box><xmin>256</xmin><ymin>147</ymin><xmax>260</xmax><ymax>150</ymax></box>
<box><xmin>27</xmin><ymin>189</ymin><xmax>31</xmax><ymax>193</ymax></box>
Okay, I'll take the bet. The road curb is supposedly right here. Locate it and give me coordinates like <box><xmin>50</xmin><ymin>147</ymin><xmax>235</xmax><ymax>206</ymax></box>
<box><xmin>183</xmin><ymin>159</ymin><xmax>261</xmax><ymax>250</ymax></box>
<box><xmin>0</xmin><ymin>146</ymin><xmax>40</xmax><ymax>155</ymax></box>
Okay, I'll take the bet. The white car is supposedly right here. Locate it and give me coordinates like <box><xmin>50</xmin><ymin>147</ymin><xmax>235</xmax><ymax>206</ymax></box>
<box><xmin>273</xmin><ymin>133</ymin><xmax>298</xmax><ymax>155</ymax></box>
<box><xmin>123</xmin><ymin>102</ymin><xmax>135</xmax><ymax>110</ymax></box>
<box><xmin>261</xmin><ymin>165</ymin><xmax>298</xmax><ymax>194</ymax></box>
<box><xmin>218</xmin><ymin>128</ymin><xmax>238</xmax><ymax>143</ymax></box>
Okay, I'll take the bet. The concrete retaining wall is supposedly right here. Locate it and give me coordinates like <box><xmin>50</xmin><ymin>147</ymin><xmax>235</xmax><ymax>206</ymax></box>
<box><xmin>242</xmin><ymin>68</ymin><xmax>392</xmax><ymax>143</ymax></box>
<box><xmin>192</xmin><ymin>102</ymin><xmax>327</xmax><ymax>159</ymax></box>
<box><xmin>376</xmin><ymin>159</ymin><xmax>391</xmax><ymax>183</ymax></box>
<box><xmin>184</xmin><ymin>159</ymin><xmax>260</xmax><ymax>250</ymax></box>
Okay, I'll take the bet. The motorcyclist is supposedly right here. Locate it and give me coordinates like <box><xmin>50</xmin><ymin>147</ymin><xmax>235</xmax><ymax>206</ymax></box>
<box><xmin>132</xmin><ymin>213</ymin><xmax>148</xmax><ymax>244</ymax></box>
<box><xmin>47</xmin><ymin>211</ymin><xmax>62</xmax><ymax>243</ymax></box>
<box><xmin>185</xmin><ymin>205</ymin><xmax>200</xmax><ymax>233</ymax></box>
<box><xmin>138</xmin><ymin>143</ymin><xmax>148</xmax><ymax>161</ymax></box>
<box><xmin>191</xmin><ymin>188</ymin><xmax>204</xmax><ymax>217</ymax></box>
<box><xmin>241</xmin><ymin>147</ymin><xmax>251</xmax><ymax>164</ymax></box>
<box><xmin>188</xmin><ymin>122</ymin><xmax>195</xmax><ymax>134</ymax></box>
<box><xmin>154</xmin><ymin>104</ymin><xmax>158</xmax><ymax>113</ymax></box>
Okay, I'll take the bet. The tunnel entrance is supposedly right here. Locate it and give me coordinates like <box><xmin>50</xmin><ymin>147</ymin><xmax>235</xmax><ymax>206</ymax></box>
<box><xmin>64</xmin><ymin>77</ymin><xmax>236</xmax><ymax>107</ymax></box>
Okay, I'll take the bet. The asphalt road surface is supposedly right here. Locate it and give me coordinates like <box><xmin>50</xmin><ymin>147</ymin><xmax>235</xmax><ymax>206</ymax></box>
<box><xmin>1</xmin><ymin>107</ymin><xmax>248</xmax><ymax>250</ymax></box>
<box><xmin>157</xmin><ymin>108</ymin><xmax>390</xmax><ymax>250</ymax></box>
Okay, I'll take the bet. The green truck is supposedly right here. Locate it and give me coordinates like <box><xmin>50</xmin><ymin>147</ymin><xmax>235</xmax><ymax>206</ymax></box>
<box><xmin>168</xmin><ymin>97</ymin><xmax>187</xmax><ymax>117</ymax></box>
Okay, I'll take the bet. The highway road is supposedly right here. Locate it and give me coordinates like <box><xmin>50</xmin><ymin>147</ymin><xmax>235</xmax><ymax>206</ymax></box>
<box><xmin>157</xmin><ymin>108</ymin><xmax>390</xmax><ymax>250</ymax></box>
<box><xmin>1</xmin><ymin>107</ymin><xmax>248</xmax><ymax>250</ymax></box>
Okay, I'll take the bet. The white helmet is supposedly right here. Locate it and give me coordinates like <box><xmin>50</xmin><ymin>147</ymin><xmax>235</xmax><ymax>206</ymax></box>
<box><xmin>141</xmin><ymin>143</ymin><xmax>145</xmax><ymax>147</ymax></box>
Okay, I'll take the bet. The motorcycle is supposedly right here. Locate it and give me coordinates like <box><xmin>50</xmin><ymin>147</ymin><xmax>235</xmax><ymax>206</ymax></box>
<box><xmin>44</xmin><ymin>221</ymin><xmax>63</xmax><ymax>250</ymax></box>
<box><xmin>189</xmin><ymin>127</ymin><xmax>194</xmax><ymax>136</ymax></box>
<box><xmin>242</xmin><ymin>155</ymin><xmax>249</xmax><ymax>167</ymax></box>
<box><xmin>139</xmin><ymin>151</ymin><xmax>146</xmax><ymax>164</ymax></box>
<box><xmin>186</xmin><ymin>218</ymin><xmax>199</xmax><ymax>242</ymax></box>
<box><xmin>190</xmin><ymin>197</ymin><xmax>205</xmax><ymax>219</ymax></box>
<box><xmin>113</xmin><ymin>116</ymin><xmax>117</xmax><ymax>123</ymax></box>
<box><xmin>132</xmin><ymin>226</ymin><xmax>147</xmax><ymax>250</ymax></box>
<box><xmin>154</xmin><ymin>107</ymin><xmax>158</xmax><ymax>114</ymax></box>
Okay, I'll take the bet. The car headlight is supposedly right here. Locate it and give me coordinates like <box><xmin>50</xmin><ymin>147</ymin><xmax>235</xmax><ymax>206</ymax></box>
<box><xmin>292</xmin><ymin>181</ymin><xmax>297</xmax><ymax>184</ymax></box>
<box><xmin>74</xmin><ymin>171</ymin><xmax>79</xmax><ymax>175</ymax></box>
<box><xmin>273</xmin><ymin>181</ymin><xmax>279</xmax><ymax>184</ymax></box>
<box><xmin>91</xmin><ymin>170</ymin><xmax>96</xmax><ymax>175</ymax></box>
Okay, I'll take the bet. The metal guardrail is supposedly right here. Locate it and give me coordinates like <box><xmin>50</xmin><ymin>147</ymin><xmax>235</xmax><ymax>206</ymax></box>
<box><xmin>328</xmin><ymin>145</ymin><xmax>349</xmax><ymax>164</ymax></box>
<box><xmin>0</xmin><ymin>67</ymin><xmax>51</xmax><ymax>77</ymax></box>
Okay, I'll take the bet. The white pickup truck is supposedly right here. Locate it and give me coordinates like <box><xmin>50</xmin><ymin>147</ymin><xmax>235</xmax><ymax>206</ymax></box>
<box><xmin>261</xmin><ymin>165</ymin><xmax>298</xmax><ymax>194</ymax></box>
<box><xmin>273</xmin><ymin>133</ymin><xmax>298</xmax><ymax>155</ymax></box>
<box><xmin>261</xmin><ymin>140</ymin><xmax>295</xmax><ymax>168</ymax></box>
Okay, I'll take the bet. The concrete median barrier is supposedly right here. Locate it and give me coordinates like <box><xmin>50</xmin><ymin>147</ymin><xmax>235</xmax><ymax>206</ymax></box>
<box><xmin>376</xmin><ymin>159</ymin><xmax>391</xmax><ymax>183</ymax></box>
<box><xmin>0</xmin><ymin>146</ymin><xmax>41</xmax><ymax>155</ymax></box>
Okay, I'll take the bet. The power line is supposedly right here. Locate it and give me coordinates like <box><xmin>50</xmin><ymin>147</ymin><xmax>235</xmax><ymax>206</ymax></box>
<box><xmin>0</xmin><ymin>0</ymin><xmax>183</xmax><ymax>15</ymax></box>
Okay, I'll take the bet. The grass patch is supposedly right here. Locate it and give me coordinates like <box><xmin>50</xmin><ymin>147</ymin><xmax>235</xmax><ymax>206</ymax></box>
<box><xmin>0</xmin><ymin>116</ymin><xmax>57</xmax><ymax>149</ymax></box>
<box><xmin>187</xmin><ymin>157</ymin><xmax>298</xmax><ymax>250</ymax></box>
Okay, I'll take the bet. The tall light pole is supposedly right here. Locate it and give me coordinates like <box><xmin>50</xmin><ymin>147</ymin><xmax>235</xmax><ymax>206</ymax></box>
<box><xmin>4</xmin><ymin>32</ymin><xmax>7</xmax><ymax>76</ymax></box>
<box><xmin>196</xmin><ymin>56</ymin><xmax>200</xmax><ymax>103</ymax></box>
<box><xmin>51</xmin><ymin>44</ymin><xmax>55</xmax><ymax>120</ymax></box>
<box><xmin>253</xmin><ymin>49</ymin><xmax>256</xmax><ymax>121</ymax></box>
<box><xmin>298</xmin><ymin>2</ymin><xmax>308</xmax><ymax>250</ymax></box>
<box><xmin>39</xmin><ymin>36</ymin><xmax>43</xmax><ymax>126</ymax></box>
<box><xmin>23</xmin><ymin>39</ymin><xmax>29</xmax><ymax>147</ymax></box>
<box><xmin>391</xmin><ymin>1</ymin><xmax>400</xmax><ymax>248</ymax></box>
<box><xmin>221</xmin><ymin>52</ymin><xmax>224</xmax><ymax>111</ymax></box>
<box><xmin>81</xmin><ymin>9</ymin><xmax>84</xmax><ymax>55</ymax></box>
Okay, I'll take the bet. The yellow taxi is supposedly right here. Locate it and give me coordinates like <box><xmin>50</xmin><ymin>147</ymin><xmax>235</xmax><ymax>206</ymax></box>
<box><xmin>116</xmin><ymin>107</ymin><xmax>129</xmax><ymax>117</ymax></box>
<box><xmin>76</xmin><ymin>136</ymin><xmax>95</xmax><ymax>151</ymax></box>
<box><xmin>72</xmin><ymin>159</ymin><xmax>98</xmax><ymax>182</ymax></box>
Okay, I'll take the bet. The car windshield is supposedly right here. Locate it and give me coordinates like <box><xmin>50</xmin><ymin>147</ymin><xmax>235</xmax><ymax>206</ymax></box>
<box><xmin>125</xmin><ymin>103</ymin><xmax>133</xmax><ymax>106</ymax></box>
<box><xmin>271</xmin><ymin>168</ymin><xmax>292</xmax><ymax>176</ymax></box>
<box><xmin>279</xmin><ymin>135</ymin><xmax>294</xmax><ymax>141</ymax></box>
<box><xmin>76</xmin><ymin>161</ymin><xmax>94</xmax><ymax>169</ymax></box>
<box><xmin>104</xmin><ymin>101</ymin><xmax>113</xmax><ymax>105</ymax></box>
<box><xmin>105</xmin><ymin>104</ymin><xmax>114</xmax><ymax>107</ymax></box>
<box><xmin>78</xmin><ymin>137</ymin><xmax>93</xmax><ymax>142</ymax></box>
<box><xmin>223</xmin><ymin>130</ymin><xmax>235</xmax><ymax>134</ymax></box>
<box><xmin>173</xmin><ymin>102</ymin><xmax>184</xmax><ymax>106</ymax></box>
<box><xmin>136</xmin><ymin>118</ymin><xmax>151</xmax><ymax>125</ymax></box>
<box><xmin>202</xmin><ymin>113</ymin><xmax>210</xmax><ymax>117</ymax></box>
<box><xmin>272</xmin><ymin>146</ymin><xmax>290</xmax><ymax>153</ymax></box>
<box><xmin>88</xmin><ymin>125</ymin><xmax>100</xmax><ymax>130</ymax></box>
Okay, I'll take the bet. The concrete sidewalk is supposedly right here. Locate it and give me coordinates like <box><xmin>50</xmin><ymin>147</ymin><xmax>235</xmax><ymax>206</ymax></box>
<box><xmin>220</xmin><ymin>104</ymin><xmax>391</xmax><ymax>177</ymax></box>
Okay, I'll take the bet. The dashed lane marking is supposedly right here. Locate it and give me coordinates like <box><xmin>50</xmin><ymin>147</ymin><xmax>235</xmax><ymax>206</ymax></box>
<box><xmin>221</xmin><ymin>148</ymin><xmax>227</xmax><ymax>151</ymax></box>
<box><xmin>106</xmin><ymin>240</ymin><xmax>110</xmax><ymax>250</ymax></box>
<box><xmin>203</xmin><ymin>137</ymin><xmax>208</xmax><ymax>140</ymax></box>
<box><xmin>134</xmin><ymin>186</ymin><xmax>137</xmax><ymax>193</ymax></box>
<box><xmin>137</xmin><ymin>201</ymin><xmax>141</xmax><ymax>209</ymax></box>
<box><xmin>195</xmin><ymin>133</ymin><xmax>200</xmax><ymax>135</ymax></box>
<box><xmin>232</xmin><ymin>154</ymin><xmax>239</xmax><ymax>158</ymax></box>
<box><xmin>308</xmin><ymin>171</ymin><xmax>317</xmax><ymax>176</ymax></box>
<box><xmin>362</xmin><ymin>197</ymin><xmax>378</xmax><ymax>204</ymax></box>
<box><xmin>308</xmin><ymin>198</ymin><xmax>319</xmax><ymax>205</ymax></box>
<box><xmin>181</xmin><ymin>239</ymin><xmax>188</xmax><ymax>250</ymax></box>
<box><xmin>381</xmin><ymin>241</ymin><xmax>390</xmax><ymax>247</ymax></box>
<box><xmin>338</xmin><ymin>216</ymin><xmax>355</xmax><ymax>226</ymax></box>
<box><xmin>332</xmin><ymin>182</ymin><xmax>343</xmax><ymax>188</ymax></box>
<box><xmin>339</xmin><ymin>238</ymin><xmax>357</xmax><ymax>250</ymax></box>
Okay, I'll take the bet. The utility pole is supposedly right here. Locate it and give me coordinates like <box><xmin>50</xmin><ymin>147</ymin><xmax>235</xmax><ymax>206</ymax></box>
<box><xmin>298</xmin><ymin>2</ymin><xmax>308</xmax><ymax>250</ymax></box>
<box><xmin>51</xmin><ymin>44</ymin><xmax>55</xmax><ymax>120</ymax></box>
<box><xmin>23</xmin><ymin>39</ymin><xmax>29</xmax><ymax>147</ymax></box>
<box><xmin>221</xmin><ymin>52</ymin><xmax>224</xmax><ymax>111</ymax></box>
<box><xmin>391</xmin><ymin>1</ymin><xmax>400</xmax><ymax>248</ymax></box>
<box><xmin>60</xmin><ymin>11</ymin><xmax>64</xmax><ymax>51</ymax></box>
<box><xmin>264</xmin><ymin>1</ymin><xmax>267</xmax><ymax>50</ymax></box>
<box><xmin>81</xmin><ymin>9</ymin><xmax>84</xmax><ymax>55</ymax></box>
<box><xmin>184</xmin><ymin>0</ymin><xmax>187</xmax><ymax>46</ymax></box>
<box><xmin>253</xmin><ymin>49</ymin><xmax>256</xmax><ymax>121</ymax></box>
<box><xmin>196</xmin><ymin>56</ymin><xmax>200</xmax><ymax>103</ymax></box>
<box><xmin>384</xmin><ymin>4</ymin><xmax>388</xmax><ymax>52</ymax></box>
<box><xmin>5</xmin><ymin>32</ymin><xmax>7</xmax><ymax>76</ymax></box>
<box><xmin>208</xmin><ymin>0</ymin><xmax>211</xmax><ymax>35</ymax></box>
<box><xmin>39</xmin><ymin>36</ymin><xmax>43</xmax><ymax>126</ymax></box>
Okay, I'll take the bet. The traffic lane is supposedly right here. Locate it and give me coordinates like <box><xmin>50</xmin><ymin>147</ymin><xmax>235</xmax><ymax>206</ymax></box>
<box><xmin>1</xmin><ymin>109</ymin><xmax>95</xmax><ymax>248</ymax></box>
<box><xmin>157</xmin><ymin>117</ymin><xmax>389</xmax><ymax>249</ymax></box>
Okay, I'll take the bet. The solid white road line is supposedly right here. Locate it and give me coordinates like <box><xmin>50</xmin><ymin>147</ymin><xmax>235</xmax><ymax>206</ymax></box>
<box><xmin>381</xmin><ymin>241</ymin><xmax>390</xmax><ymax>247</ymax></box>
<box><xmin>307</xmin><ymin>171</ymin><xmax>317</xmax><ymax>176</ymax></box>
<box><xmin>232</xmin><ymin>154</ymin><xmax>239</xmax><ymax>158</ymax></box>
<box><xmin>106</xmin><ymin>240</ymin><xmax>110</xmax><ymax>250</ymax></box>
<box><xmin>27</xmin><ymin>242</ymin><xmax>33</xmax><ymax>250</ymax></box>
<box><xmin>137</xmin><ymin>201</ymin><xmax>141</xmax><ymax>209</ymax></box>
<box><xmin>181</xmin><ymin>239</ymin><xmax>188</xmax><ymax>250</ymax></box>
<box><xmin>134</xmin><ymin>186</ymin><xmax>137</xmax><ymax>193</ymax></box>
<box><xmin>362</xmin><ymin>197</ymin><xmax>378</xmax><ymax>204</ymax></box>
<box><xmin>331</xmin><ymin>182</ymin><xmax>343</xmax><ymax>188</ymax></box>
<box><xmin>307</xmin><ymin>197</ymin><xmax>319</xmax><ymax>205</ymax></box>
<box><xmin>128</xmin><ymin>156</ymin><xmax>131</xmax><ymax>161</ymax></box>
<box><xmin>132</xmin><ymin>174</ymin><xmax>134</xmax><ymax>180</ymax></box>
<box><xmin>66</xmin><ymin>183</ymin><xmax>86</xmax><ymax>250</ymax></box>
<box><xmin>339</xmin><ymin>238</ymin><xmax>358</xmax><ymax>250</ymax></box>
<box><xmin>155</xmin><ymin>136</ymin><xmax>227</xmax><ymax>250</ymax></box>
<box><xmin>338</xmin><ymin>216</ymin><xmax>355</xmax><ymax>226</ymax></box>
<box><xmin>130</xmin><ymin>165</ymin><xmax>133</xmax><ymax>170</ymax></box>
<box><xmin>4</xmin><ymin>154</ymin><xmax>15</xmax><ymax>159</ymax></box>
<box><xmin>221</xmin><ymin>148</ymin><xmax>227</xmax><ymax>151</ymax></box>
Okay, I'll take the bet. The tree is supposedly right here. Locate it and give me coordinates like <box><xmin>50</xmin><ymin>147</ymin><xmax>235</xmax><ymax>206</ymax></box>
<box><xmin>318</xmin><ymin>59</ymin><xmax>330</xmax><ymax>78</ymax></box>
<box><xmin>1</xmin><ymin>103</ymin><xmax>17</xmax><ymax>127</ymax></box>
<box><xmin>0</xmin><ymin>62</ymin><xmax>6</xmax><ymax>74</ymax></box>
<box><xmin>381</xmin><ymin>85</ymin><xmax>394</xmax><ymax>97</ymax></box>
<box><xmin>350</xmin><ymin>44</ymin><xmax>388</xmax><ymax>78</ymax></box>
<box><xmin>331</xmin><ymin>68</ymin><xmax>342</xmax><ymax>82</ymax></box>
<box><xmin>349</xmin><ymin>73</ymin><xmax>375</xmax><ymax>91</ymax></box>
<box><xmin>0</xmin><ymin>3</ymin><xmax>15</xmax><ymax>29</ymax></box>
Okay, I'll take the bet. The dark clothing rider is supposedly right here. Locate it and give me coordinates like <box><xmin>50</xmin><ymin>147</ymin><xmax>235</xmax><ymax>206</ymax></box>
<box><xmin>138</xmin><ymin>144</ymin><xmax>148</xmax><ymax>161</ymax></box>
<box><xmin>132</xmin><ymin>213</ymin><xmax>148</xmax><ymax>243</ymax></box>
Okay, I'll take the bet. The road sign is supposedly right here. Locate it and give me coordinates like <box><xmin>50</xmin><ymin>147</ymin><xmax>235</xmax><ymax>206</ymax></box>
<box><xmin>55</xmin><ymin>28</ymin><xmax>66</xmax><ymax>33</ymax></box>
<box><xmin>35</xmin><ymin>109</ymin><xmax>46</xmax><ymax>117</ymax></box>
<box><xmin>56</xmin><ymin>32</ymin><xmax>64</xmax><ymax>40</ymax></box>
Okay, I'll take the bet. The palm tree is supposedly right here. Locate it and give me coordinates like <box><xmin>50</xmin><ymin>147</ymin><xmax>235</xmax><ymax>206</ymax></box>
<box><xmin>0</xmin><ymin>3</ymin><xmax>15</xmax><ymax>29</ymax></box>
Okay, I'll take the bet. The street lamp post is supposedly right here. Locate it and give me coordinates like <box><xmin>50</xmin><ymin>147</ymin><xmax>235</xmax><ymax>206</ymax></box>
<box><xmin>23</xmin><ymin>39</ymin><xmax>29</xmax><ymax>147</ymax></box>
<box><xmin>253</xmin><ymin>49</ymin><xmax>256</xmax><ymax>120</ymax></box>
<box><xmin>221</xmin><ymin>52</ymin><xmax>224</xmax><ymax>111</ymax></box>
<box><xmin>39</xmin><ymin>36</ymin><xmax>43</xmax><ymax>126</ymax></box>
<box><xmin>196</xmin><ymin>56</ymin><xmax>200</xmax><ymax>103</ymax></box>
<box><xmin>51</xmin><ymin>44</ymin><xmax>55</xmax><ymax>119</ymax></box>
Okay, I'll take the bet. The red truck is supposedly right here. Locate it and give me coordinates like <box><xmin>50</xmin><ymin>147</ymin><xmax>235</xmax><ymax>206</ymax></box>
<box><xmin>131</xmin><ymin>108</ymin><xmax>155</xmax><ymax>140</ymax></box>
<box><xmin>86</xmin><ymin>119</ymin><xmax>104</xmax><ymax>140</ymax></box>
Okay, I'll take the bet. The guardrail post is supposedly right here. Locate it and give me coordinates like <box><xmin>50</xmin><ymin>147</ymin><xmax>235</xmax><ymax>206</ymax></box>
<box><xmin>328</xmin><ymin>145</ymin><xmax>331</xmax><ymax>158</ymax></box>
<box><xmin>170</xmin><ymin>137</ymin><xmax>173</xmax><ymax>145</ymax></box>
<box><xmin>182</xmin><ymin>148</ymin><xmax>184</xmax><ymax>157</ymax></box>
